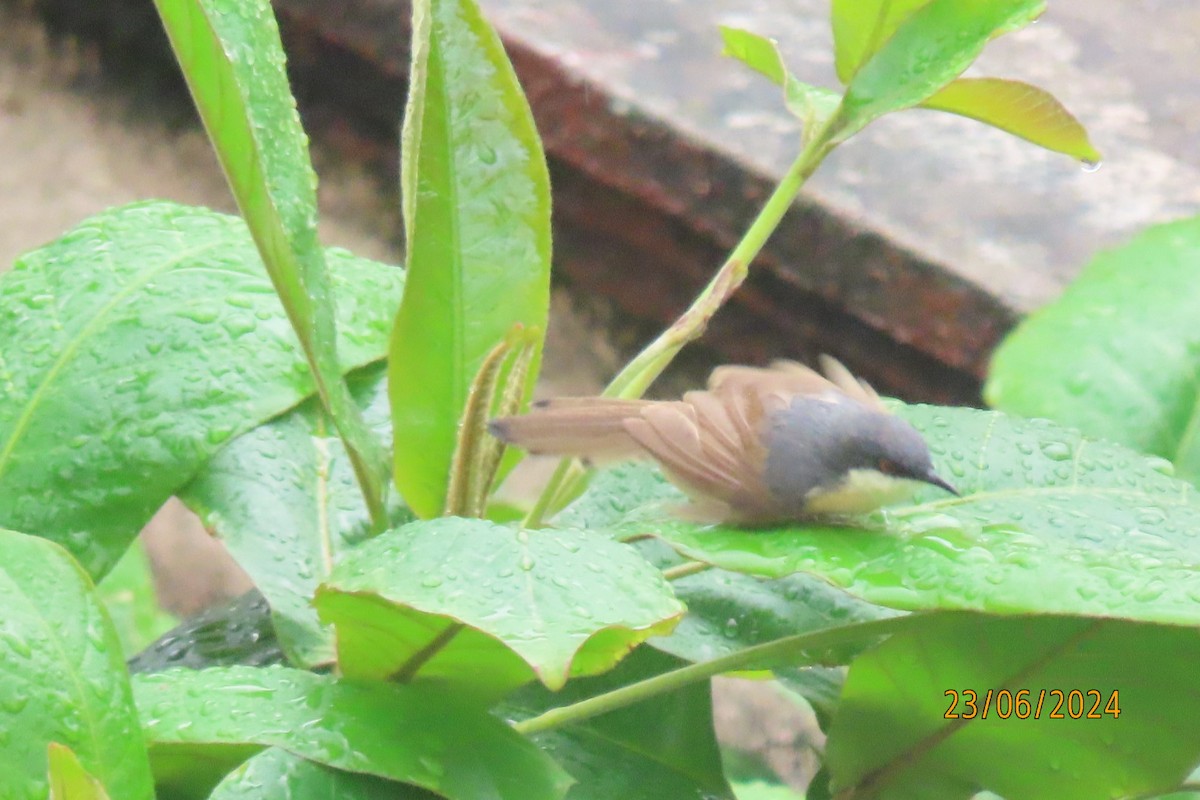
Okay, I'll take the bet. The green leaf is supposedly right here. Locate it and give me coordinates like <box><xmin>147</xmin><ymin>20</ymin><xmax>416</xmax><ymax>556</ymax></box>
<box><xmin>830</xmin><ymin>0</ymin><xmax>931</xmax><ymax>84</ymax></box>
<box><xmin>180</xmin><ymin>364</ymin><xmax>413</xmax><ymax>668</ymax></box>
<box><xmin>134</xmin><ymin>665</ymin><xmax>571</xmax><ymax>800</ymax></box>
<box><xmin>208</xmin><ymin>747</ymin><xmax>430</xmax><ymax>800</ymax></box>
<box><xmin>390</xmin><ymin>0</ymin><xmax>552</xmax><ymax>518</ymax></box>
<box><xmin>719</xmin><ymin>26</ymin><xmax>840</xmax><ymax>138</ymax></box>
<box><xmin>921</xmin><ymin>78</ymin><xmax>1100</xmax><ymax>163</ymax></box>
<box><xmin>0</xmin><ymin>202</ymin><xmax>401</xmax><ymax>577</ymax></box>
<box><xmin>504</xmin><ymin>647</ymin><xmax>735</xmax><ymax>800</ymax></box>
<box><xmin>836</xmin><ymin>0</ymin><xmax>1044</xmax><ymax>139</ymax></box>
<box><xmin>48</xmin><ymin>743</ymin><xmax>112</xmax><ymax>800</ymax></box>
<box><xmin>0</xmin><ymin>530</ymin><xmax>153</xmax><ymax>800</ymax></box>
<box><xmin>732</xmin><ymin>780</ymin><xmax>804</xmax><ymax>800</ymax></box>
<box><xmin>95</xmin><ymin>539</ymin><xmax>178</xmax><ymax>658</ymax></box>
<box><xmin>153</xmin><ymin>0</ymin><xmax>389</xmax><ymax>513</ymax></box>
<box><xmin>986</xmin><ymin>216</ymin><xmax>1200</xmax><ymax>481</ymax></box>
<box><xmin>826</xmin><ymin>613</ymin><xmax>1200</xmax><ymax>799</ymax></box>
<box><xmin>657</xmin><ymin>567</ymin><xmax>891</xmax><ymax>719</ymax></box>
<box><xmin>315</xmin><ymin>517</ymin><xmax>684</xmax><ymax>692</ymax></box>
<box><xmin>564</xmin><ymin>464</ymin><xmax>884</xmax><ymax>718</ymax></box>
<box><xmin>608</xmin><ymin>406</ymin><xmax>1200</xmax><ymax>626</ymax></box>
<box><xmin>127</xmin><ymin>590</ymin><xmax>285</xmax><ymax>674</ymax></box>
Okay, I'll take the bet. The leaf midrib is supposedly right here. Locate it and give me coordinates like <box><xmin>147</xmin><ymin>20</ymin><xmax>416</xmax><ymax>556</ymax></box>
<box><xmin>0</xmin><ymin>241</ymin><xmax>219</xmax><ymax>481</ymax></box>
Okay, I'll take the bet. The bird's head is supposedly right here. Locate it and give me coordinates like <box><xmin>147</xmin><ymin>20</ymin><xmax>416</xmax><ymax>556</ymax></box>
<box><xmin>764</xmin><ymin>398</ymin><xmax>959</xmax><ymax>517</ymax></box>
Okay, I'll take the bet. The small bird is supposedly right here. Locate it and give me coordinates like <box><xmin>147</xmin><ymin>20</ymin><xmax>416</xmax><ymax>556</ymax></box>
<box><xmin>489</xmin><ymin>356</ymin><xmax>958</xmax><ymax>525</ymax></box>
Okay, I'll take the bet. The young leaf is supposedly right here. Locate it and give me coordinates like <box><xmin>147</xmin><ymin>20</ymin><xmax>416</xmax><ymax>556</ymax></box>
<box><xmin>208</xmin><ymin>747</ymin><xmax>428</xmax><ymax>800</ymax></box>
<box><xmin>0</xmin><ymin>531</ymin><xmax>153</xmax><ymax>800</ymax></box>
<box><xmin>390</xmin><ymin>0</ymin><xmax>552</xmax><ymax>518</ymax></box>
<box><xmin>592</xmin><ymin>406</ymin><xmax>1200</xmax><ymax>627</ymax></box>
<box><xmin>830</xmin><ymin>0</ymin><xmax>932</xmax><ymax>84</ymax></box>
<box><xmin>0</xmin><ymin>203</ymin><xmax>402</xmax><ymax>578</ymax></box>
<box><xmin>986</xmin><ymin>216</ymin><xmax>1200</xmax><ymax>480</ymax></box>
<box><xmin>314</xmin><ymin>517</ymin><xmax>684</xmax><ymax>693</ymax></box>
<box><xmin>152</xmin><ymin>0</ymin><xmax>388</xmax><ymax>519</ymax></box>
<box><xmin>835</xmin><ymin>0</ymin><xmax>1044</xmax><ymax>139</ymax></box>
<box><xmin>504</xmin><ymin>648</ymin><xmax>735</xmax><ymax>800</ymax></box>
<box><xmin>827</xmin><ymin>614</ymin><xmax>1200</xmax><ymax>799</ymax></box>
<box><xmin>134</xmin><ymin>665</ymin><xmax>570</xmax><ymax>800</ymax></box>
<box><xmin>48</xmin><ymin>744</ymin><xmax>112</xmax><ymax>800</ymax></box>
<box><xmin>921</xmin><ymin>78</ymin><xmax>1100</xmax><ymax>163</ymax></box>
<box><xmin>179</xmin><ymin>364</ymin><xmax>412</xmax><ymax>668</ymax></box>
<box><xmin>719</xmin><ymin>26</ymin><xmax>840</xmax><ymax>137</ymax></box>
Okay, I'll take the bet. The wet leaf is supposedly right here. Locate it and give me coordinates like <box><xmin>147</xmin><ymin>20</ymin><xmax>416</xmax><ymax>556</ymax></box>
<box><xmin>565</xmin><ymin>465</ymin><xmax>886</xmax><ymax>719</ymax></box>
<box><xmin>180</xmin><ymin>364</ymin><xmax>413</xmax><ymax>667</ymax></box>
<box><xmin>208</xmin><ymin>747</ymin><xmax>431</xmax><ymax>800</ymax></box>
<box><xmin>0</xmin><ymin>530</ymin><xmax>153</xmax><ymax>800</ymax></box>
<box><xmin>153</xmin><ymin>0</ymin><xmax>389</xmax><ymax>506</ymax></box>
<box><xmin>390</xmin><ymin>0</ymin><xmax>552</xmax><ymax>518</ymax></box>
<box><xmin>586</xmin><ymin>407</ymin><xmax>1200</xmax><ymax>626</ymax></box>
<box><xmin>656</xmin><ymin>567</ymin><xmax>891</xmax><ymax>720</ymax></box>
<box><xmin>835</xmin><ymin>0</ymin><xmax>1044</xmax><ymax>139</ymax></box>
<box><xmin>315</xmin><ymin>517</ymin><xmax>684</xmax><ymax>692</ymax></box>
<box><xmin>134</xmin><ymin>665</ymin><xmax>570</xmax><ymax>800</ymax></box>
<box><xmin>127</xmin><ymin>590</ymin><xmax>286</xmax><ymax>674</ymax></box>
<box><xmin>504</xmin><ymin>648</ymin><xmax>734</xmax><ymax>800</ymax></box>
<box><xmin>922</xmin><ymin>78</ymin><xmax>1100</xmax><ymax>163</ymax></box>
<box><xmin>48</xmin><ymin>743</ymin><xmax>112</xmax><ymax>800</ymax></box>
<box><xmin>986</xmin><ymin>216</ymin><xmax>1200</xmax><ymax>482</ymax></box>
<box><xmin>827</xmin><ymin>613</ymin><xmax>1200</xmax><ymax>799</ymax></box>
<box><xmin>0</xmin><ymin>202</ymin><xmax>402</xmax><ymax>578</ymax></box>
<box><xmin>719</xmin><ymin>26</ymin><xmax>840</xmax><ymax>138</ymax></box>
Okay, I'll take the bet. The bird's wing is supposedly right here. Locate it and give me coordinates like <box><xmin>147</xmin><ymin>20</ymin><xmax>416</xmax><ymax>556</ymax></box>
<box><xmin>713</xmin><ymin>357</ymin><xmax>886</xmax><ymax>410</ymax></box>
<box><xmin>622</xmin><ymin>381</ymin><xmax>778</xmax><ymax>519</ymax></box>
<box><xmin>816</xmin><ymin>354</ymin><xmax>886</xmax><ymax>410</ymax></box>
<box><xmin>488</xmin><ymin>397</ymin><xmax>653</xmax><ymax>460</ymax></box>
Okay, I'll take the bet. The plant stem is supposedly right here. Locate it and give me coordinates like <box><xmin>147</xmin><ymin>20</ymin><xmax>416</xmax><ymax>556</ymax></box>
<box><xmin>661</xmin><ymin>560</ymin><xmax>712</xmax><ymax>581</ymax></box>
<box><xmin>525</xmin><ymin>127</ymin><xmax>837</xmax><ymax>524</ymax></box>
<box><xmin>604</xmin><ymin>139</ymin><xmax>832</xmax><ymax>401</ymax></box>
<box><xmin>513</xmin><ymin>614</ymin><xmax>909</xmax><ymax>736</ymax></box>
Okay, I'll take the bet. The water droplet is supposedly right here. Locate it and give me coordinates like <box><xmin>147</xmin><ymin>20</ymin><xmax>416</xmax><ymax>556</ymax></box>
<box><xmin>1081</xmin><ymin>159</ymin><xmax>1102</xmax><ymax>173</ymax></box>
<box><xmin>1144</xmin><ymin>456</ymin><xmax>1174</xmax><ymax>476</ymax></box>
<box><xmin>1040</xmin><ymin>441</ymin><xmax>1073</xmax><ymax>461</ymax></box>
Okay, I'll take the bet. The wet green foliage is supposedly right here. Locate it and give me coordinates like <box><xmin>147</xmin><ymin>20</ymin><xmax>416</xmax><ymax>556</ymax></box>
<box><xmin>0</xmin><ymin>0</ymin><xmax>1184</xmax><ymax>799</ymax></box>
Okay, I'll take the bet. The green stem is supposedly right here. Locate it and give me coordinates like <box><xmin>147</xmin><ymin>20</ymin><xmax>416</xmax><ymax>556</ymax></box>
<box><xmin>312</xmin><ymin>360</ymin><xmax>389</xmax><ymax>534</ymax></box>
<box><xmin>513</xmin><ymin>614</ymin><xmax>910</xmax><ymax>736</ymax></box>
<box><xmin>526</xmin><ymin>126</ymin><xmax>838</xmax><ymax>521</ymax></box>
<box><xmin>522</xmin><ymin>458</ymin><xmax>577</xmax><ymax>528</ymax></box>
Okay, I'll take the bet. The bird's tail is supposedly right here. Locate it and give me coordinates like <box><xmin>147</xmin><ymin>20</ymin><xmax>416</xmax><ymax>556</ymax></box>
<box><xmin>488</xmin><ymin>397</ymin><xmax>653</xmax><ymax>461</ymax></box>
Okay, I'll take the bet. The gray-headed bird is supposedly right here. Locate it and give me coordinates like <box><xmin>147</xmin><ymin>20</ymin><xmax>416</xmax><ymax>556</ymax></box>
<box><xmin>489</xmin><ymin>357</ymin><xmax>958</xmax><ymax>524</ymax></box>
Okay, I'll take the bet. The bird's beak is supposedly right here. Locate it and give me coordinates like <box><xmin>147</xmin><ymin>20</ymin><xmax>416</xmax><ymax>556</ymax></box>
<box><xmin>921</xmin><ymin>469</ymin><xmax>960</xmax><ymax>496</ymax></box>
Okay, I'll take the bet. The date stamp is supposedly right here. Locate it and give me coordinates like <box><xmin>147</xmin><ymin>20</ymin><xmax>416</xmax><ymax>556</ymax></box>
<box><xmin>944</xmin><ymin>689</ymin><xmax>1120</xmax><ymax>720</ymax></box>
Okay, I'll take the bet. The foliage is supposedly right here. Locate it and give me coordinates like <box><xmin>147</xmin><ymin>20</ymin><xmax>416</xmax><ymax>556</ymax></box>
<box><xmin>3</xmin><ymin>0</ymin><xmax>1193</xmax><ymax>799</ymax></box>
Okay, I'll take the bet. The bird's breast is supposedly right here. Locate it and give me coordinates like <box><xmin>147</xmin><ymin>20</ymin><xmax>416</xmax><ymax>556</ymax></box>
<box><xmin>801</xmin><ymin>468</ymin><xmax>920</xmax><ymax>515</ymax></box>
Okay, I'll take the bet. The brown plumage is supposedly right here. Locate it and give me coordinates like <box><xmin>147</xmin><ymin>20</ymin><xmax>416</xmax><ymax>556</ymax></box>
<box><xmin>490</xmin><ymin>357</ymin><xmax>954</xmax><ymax>524</ymax></box>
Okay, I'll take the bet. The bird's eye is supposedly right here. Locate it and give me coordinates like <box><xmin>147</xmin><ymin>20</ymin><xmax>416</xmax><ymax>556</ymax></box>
<box><xmin>877</xmin><ymin>458</ymin><xmax>899</xmax><ymax>475</ymax></box>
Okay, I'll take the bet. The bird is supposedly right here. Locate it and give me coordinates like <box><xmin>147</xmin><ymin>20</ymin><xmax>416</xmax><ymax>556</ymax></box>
<box><xmin>488</xmin><ymin>356</ymin><xmax>958</xmax><ymax>525</ymax></box>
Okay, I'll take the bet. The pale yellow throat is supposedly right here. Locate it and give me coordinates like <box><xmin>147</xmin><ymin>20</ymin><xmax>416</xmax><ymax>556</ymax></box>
<box><xmin>803</xmin><ymin>468</ymin><xmax>921</xmax><ymax>516</ymax></box>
